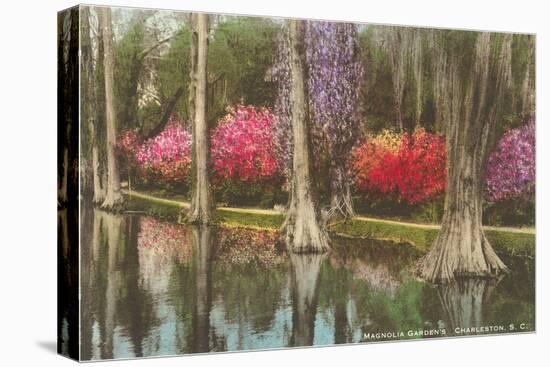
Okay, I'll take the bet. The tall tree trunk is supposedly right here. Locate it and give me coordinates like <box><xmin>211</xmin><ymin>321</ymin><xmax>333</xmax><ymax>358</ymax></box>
<box><xmin>185</xmin><ymin>13</ymin><xmax>213</xmax><ymax>225</ymax></box>
<box><xmin>384</xmin><ymin>27</ymin><xmax>408</xmax><ymax>132</ymax></box>
<box><xmin>417</xmin><ymin>32</ymin><xmax>512</xmax><ymax>283</ymax></box>
<box><xmin>283</xmin><ymin>20</ymin><xmax>329</xmax><ymax>253</ymax></box>
<box><xmin>289</xmin><ymin>253</ymin><xmax>325</xmax><ymax>347</ymax></box>
<box><xmin>98</xmin><ymin>7</ymin><xmax>124</xmax><ymax>211</ymax></box>
<box><xmin>520</xmin><ymin>35</ymin><xmax>535</xmax><ymax>117</ymax></box>
<box><xmin>412</xmin><ymin>30</ymin><xmax>423</xmax><ymax>127</ymax></box>
<box><xmin>81</xmin><ymin>7</ymin><xmax>104</xmax><ymax>204</ymax></box>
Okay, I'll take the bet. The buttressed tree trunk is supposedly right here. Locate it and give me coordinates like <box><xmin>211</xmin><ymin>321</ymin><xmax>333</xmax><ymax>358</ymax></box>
<box><xmin>283</xmin><ymin>20</ymin><xmax>329</xmax><ymax>253</ymax></box>
<box><xmin>417</xmin><ymin>32</ymin><xmax>513</xmax><ymax>283</ymax></box>
<box><xmin>328</xmin><ymin>163</ymin><xmax>355</xmax><ymax>222</ymax></box>
<box><xmin>185</xmin><ymin>13</ymin><xmax>213</xmax><ymax>225</ymax></box>
<box><xmin>98</xmin><ymin>7</ymin><xmax>124</xmax><ymax>211</ymax></box>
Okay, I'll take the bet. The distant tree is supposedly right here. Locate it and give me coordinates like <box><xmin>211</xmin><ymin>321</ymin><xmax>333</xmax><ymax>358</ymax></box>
<box><xmin>185</xmin><ymin>13</ymin><xmax>213</xmax><ymax>224</ymax></box>
<box><xmin>417</xmin><ymin>32</ymin><xmax>513</xmax><ymax>283</ymax></box>
<box><xmin>98</xmin><ymin>7</ymin><xmax>124</xmax><ymax>210</ymax></box>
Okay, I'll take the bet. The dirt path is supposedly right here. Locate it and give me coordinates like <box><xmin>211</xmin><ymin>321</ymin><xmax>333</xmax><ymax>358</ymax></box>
<box><xmin>125</xmin><ymin>189</ymin><xmax>535</xmax><ymax>235</ymax></box>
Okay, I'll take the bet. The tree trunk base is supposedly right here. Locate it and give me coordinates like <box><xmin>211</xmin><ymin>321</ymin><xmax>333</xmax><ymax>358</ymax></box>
<box><xmin>416</xmin><ymin>230</ymin><xmax>508</xmax><ymax>284</ymax></box>
<box><xmin>284</xmin><ymin>207</ymin><xmax>330</xmax><ymax>254</ymax></box>
<box><xmin>324</xmin><ymin>192</ymin><xmax>355</xmax><ymax>225</ymax></box>
<box><xmin>182</xmin><ymin>206</ymin><xmax>213</xmax><ymax>226</ymax></box>
<box><xmin>100</xmin><ymin>192</ymin><xmax>125</xmax><ymax>212</ymax></box>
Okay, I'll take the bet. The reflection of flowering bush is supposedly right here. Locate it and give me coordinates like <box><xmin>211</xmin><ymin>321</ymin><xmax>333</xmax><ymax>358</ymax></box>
<box><xmin>134</xmin><ymin>117</ymin><xmax>192</xmax><ymax>184</ymax></box>
<box><xmin>211</xmin><ymin>105</ymin><xmax>282</xmax><ymax>184</ymax></box>
<box><xmin>216</xmin><ymin>226</ymin><xmax>282</xmax><ymax>268</ymax></box>
<box><xmin>137</xmin><ymin>217</ymin><xmax>192</xmax><ymax>264</ymax></box>
<box><xmin>351</xmin><ymin>128</ymin><xmax>446</xmax><ymax>204</ymax></box>
<box><xmin>486</xmin><ymin>118</ymin><xmax>536</xmax><ymax>202</ymax></box>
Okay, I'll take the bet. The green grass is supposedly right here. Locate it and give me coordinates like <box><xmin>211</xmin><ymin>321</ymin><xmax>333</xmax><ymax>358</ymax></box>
<box><xmin>126</xmin><ymin>194</ymin><xmax>284</xmax><ymax>230</ymax></box>
<box><xmin>126</xmin><ymin>194</ymin><xmax>535</xmax><ymax>258</ymax></box>
<box><xmin>330</xmin><ymin>219</ymin><xmax>438</xmax><ymax>252</ymax></box>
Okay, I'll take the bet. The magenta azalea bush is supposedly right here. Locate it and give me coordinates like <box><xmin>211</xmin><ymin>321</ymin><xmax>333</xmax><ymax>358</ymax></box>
<box><xmin>211</xmin><ymin>105</ymin><xmax>282</xmax><ymax>184</ymax></box>
<box><xmin>117</xmin><ymin>106</ymin><xmax>283</xmax><ymax>188</ymax></box>
<box><xmin>486</xmin><ymin>118</ymin><xmax>535</xmax><ymax>201</ymax></box>
<box><xmin>134</xmin><ymin>117</ymin><xmax>192</xmax><ymax>184</ymax></box>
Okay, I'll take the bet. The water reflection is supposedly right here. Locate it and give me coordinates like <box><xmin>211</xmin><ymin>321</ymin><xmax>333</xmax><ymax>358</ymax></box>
<box><xmin>438</xmin><ymin>279</ymin><xmax>496</xmax><ymax>335</ymax></box>
<box><xmin>80</xmin><ymin>210</ymin><xmax>535</xmax><ymax>360</ymax></box>
<box><xmin>191</xmin><ymin>225</ymin><xmax>213</xmax><ymax>353</ymax></box>
<box><xmin>289</xmin><ymin>253</ymin><xmax>326</xmax><ymax>347</ymax></box>
<box><xmin>58</xmin><ymin>208</ymin><xmax>79</xmax><ymax>359</ymax></box>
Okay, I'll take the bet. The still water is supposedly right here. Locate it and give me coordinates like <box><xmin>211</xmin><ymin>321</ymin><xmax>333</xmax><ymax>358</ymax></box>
<box><xmin>74</xmin><ymin>209</ymin><xmax>534</xmax><ymax>360</ymax></box>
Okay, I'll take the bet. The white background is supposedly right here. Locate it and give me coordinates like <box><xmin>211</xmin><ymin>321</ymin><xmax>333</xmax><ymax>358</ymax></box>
<box><xmin>0</xmin><ymin>0</ymin><xmax>548</xmax><ymax>365</ymax></box>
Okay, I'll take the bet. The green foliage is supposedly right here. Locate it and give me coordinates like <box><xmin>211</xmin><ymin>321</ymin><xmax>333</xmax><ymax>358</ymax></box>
<box><xmin>214</xmin><ymin>181</ymin><xmax>286</xmax><ymax>208</ymax></box>
<box><xmin>114</xmin><ymin>22</ymin><xmax>145</xmax><ymax>129</ymax></box>
<box><xmin>207</xmin><ymin>17</ymin><xmax>280</xmax><ymax>121</ymax></box>
<box><xmin>158</xmin><ymin>25</ymin><xmax>192</xmax><ymax>122</ymax></box>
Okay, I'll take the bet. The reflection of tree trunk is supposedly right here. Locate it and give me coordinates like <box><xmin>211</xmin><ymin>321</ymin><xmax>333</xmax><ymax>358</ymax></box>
<box><xmin>124</xmin><ymin>215</ymin><xmax>145</xmax><ymax>358</ymax></box>
<box><xmin>57</xmin><ymin>206</ymin><xmax>79</xmax><ymax>359</ymax></box>
<box><xmin>334</xmin><ymin>299</ymin><xmax>350</xmax><ymax>344</ymax></box>
<box><xmin>283</xmin><ymin>19</ymin><xmax>329</xmax><ymax>253</ymax></box>
<box><xmin>186</xmin><ymin>13</ymin><xmax>213</xmax><ymax>224</ymax></box>
<box><xmin>80</xmin><ymin>207</ymin><xmax>95</xmax><ymax>360</ymax></box>
<box><xmin>417</xmin><ymin>33</ymin><xmax>512</xmax><ymax>283</ymax></box>
<box><xmin>191</xmin><ymin>225</ymin><xmax>213</xmax><ymax>353</ymax></box>
<box><xmin>438</xmin><ymin>279</ymin><xmax>495</xmax><ymax>335</ymax></box>
<box><xmin>98</xmin><ymin>7</ymin><xmax>124</xmax><ymax>211</ymax></box>
<box><xmin>289</xmin><ymin>253</ymin><xmax>326</xmax><ymax>347</ymax></box>
<box><xmin>100</xmin><ymin>212</ymin><xmax>123</xmax><ymax>359</ymax></box>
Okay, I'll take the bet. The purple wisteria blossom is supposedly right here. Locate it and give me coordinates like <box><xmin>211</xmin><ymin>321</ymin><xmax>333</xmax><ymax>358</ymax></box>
<box><xmin>305</xmin><ymin>21</ymin><xmax>364</xmax><ymax>160</ymax></box>
<box><xmin>272</xmin><ymin>21</ymin><xmax>363</xmax><ymax>187</ymax></box>
<box><xmin>486</xmin><ymin>117</ymin><xmax>536</xmax><ymax>202</ymax></box>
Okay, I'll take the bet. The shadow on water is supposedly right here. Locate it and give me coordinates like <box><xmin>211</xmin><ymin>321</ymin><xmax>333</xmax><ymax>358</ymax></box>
<box><xmin>79</xmin><ymin>209</ymin><xmax>535</xmax><ymax>360</ymax></box>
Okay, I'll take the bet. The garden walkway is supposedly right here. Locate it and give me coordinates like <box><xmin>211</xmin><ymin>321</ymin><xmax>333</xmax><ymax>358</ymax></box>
<box><xmin>124</xmin><ymin>189</ymin><xmax>535</xmax><ymax>235</ymax></box>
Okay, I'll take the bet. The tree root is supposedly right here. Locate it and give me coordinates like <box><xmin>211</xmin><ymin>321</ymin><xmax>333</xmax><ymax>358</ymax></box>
<box><xmin>100</xmin><ymin>192</ymin><xmax>125</xmax><ymax>212</ymax></box>
<box><xmin>416</xmin><ymin>231</ymin><xmax>508</xmax><ymax>284</ymax></box>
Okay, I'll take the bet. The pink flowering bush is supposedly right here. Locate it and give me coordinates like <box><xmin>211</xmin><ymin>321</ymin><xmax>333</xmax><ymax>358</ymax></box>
<box><xmin>486</xmin><ymin>118</ymin><xmax>536</xmax><ymax>202</ymax></box>
<box><xmin>211</xmin><ymin>105</ymin><xmax>282</xmax><ymax>183</ymax></box>
<box><xmin>134</xmin><ymin>117</ymin><xmax>192</xmax><ymax>185</ymax></box>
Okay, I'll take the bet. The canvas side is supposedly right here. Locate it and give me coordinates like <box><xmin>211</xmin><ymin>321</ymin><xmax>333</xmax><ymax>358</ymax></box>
<box><xmin>57</xmin><ymin>5</ymin><xmax>80</xmax><ymax>362</ymax></box>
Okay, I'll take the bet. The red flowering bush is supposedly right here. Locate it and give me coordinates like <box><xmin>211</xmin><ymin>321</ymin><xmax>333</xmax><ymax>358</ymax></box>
<box><xmin>351</xmin><ymin>128</ymin><xmax>446</xmax><ymax>204</ymax></box>
<box><xmin>211</xmin><ymin>105</ymin><xmax>282</xmax><ymax>184</ymax></box>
